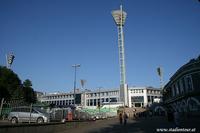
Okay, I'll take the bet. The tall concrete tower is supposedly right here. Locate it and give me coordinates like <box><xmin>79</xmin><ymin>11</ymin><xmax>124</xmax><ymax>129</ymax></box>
<box><xmin>112</xmin><ymin>5</ymin><xmax>128</xmax><ymax>106</ymax></box>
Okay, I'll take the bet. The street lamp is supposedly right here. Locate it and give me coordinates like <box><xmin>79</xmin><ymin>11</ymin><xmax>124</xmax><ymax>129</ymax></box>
<box><xmin>98</xmin><ymin>87</ymin><xmax>102</xmax><ymax>113</ymax></box>
<box><xmin>72</xmin><ymin>64</ymin><xmax>81</xmax><ymax>106</ymax></box>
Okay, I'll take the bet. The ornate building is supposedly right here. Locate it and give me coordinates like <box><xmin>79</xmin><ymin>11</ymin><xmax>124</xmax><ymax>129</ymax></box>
<box><xmin>163</xmin><ymin>56</ymin><xmax>200</xmax><ymax>114</ymax></box>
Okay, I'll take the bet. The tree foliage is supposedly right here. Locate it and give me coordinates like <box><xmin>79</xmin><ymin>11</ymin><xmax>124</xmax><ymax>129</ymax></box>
<box><xmin>23</xmin><ymin>79</ymin><xmax>36</xmax><ymax>103</ymax></box>
<box><xmin>0</xmin><ymin>66</ymin><xmax>22</xmax><ymax>100</ymax></box>
<box><xmin>0</xmin><ymin>66</ymin><xmax>36</xmax><ymax>103</ymax></box>
<box><xmin>23</xmin><ymin>79</ymin><xmax>32</xmax><ymax>87</ymax></box>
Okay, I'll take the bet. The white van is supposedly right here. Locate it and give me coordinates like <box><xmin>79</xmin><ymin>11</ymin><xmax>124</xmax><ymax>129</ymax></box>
<box><xmin>8</xmin><ymin>106</ymin><xmax>50</xmax><ymax>124</ymax></box>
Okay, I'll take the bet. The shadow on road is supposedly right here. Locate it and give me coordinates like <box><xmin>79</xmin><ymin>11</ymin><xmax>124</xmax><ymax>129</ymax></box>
<box><xmin>88</xmin><ymin>116</ymin><xmax>198</xmax><ymax>133</ymax></box>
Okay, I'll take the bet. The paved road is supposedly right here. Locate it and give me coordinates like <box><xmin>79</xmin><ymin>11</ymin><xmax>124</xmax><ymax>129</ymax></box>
<box><xmin>58</xmin><ymin>116</ymin><xmax>188</xmax><ymax>133</ymax></box>
<box><xmin>1</xmin><ymin>116</ymin><xmax>198</xmax><ymax>133</ymax></box>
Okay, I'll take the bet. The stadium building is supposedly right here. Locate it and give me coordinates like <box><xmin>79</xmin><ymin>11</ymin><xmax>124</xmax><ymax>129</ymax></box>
<box><xmin>39</xmin><ymin>86</ymin><xmax>162</xmax><ymax>108</ymax></box>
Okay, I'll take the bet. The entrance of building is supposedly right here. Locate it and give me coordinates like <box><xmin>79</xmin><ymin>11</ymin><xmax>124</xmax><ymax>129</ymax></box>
<box><xmin>134</xmin><ymin>103</ymin><xmax>144</xmax><ymax>107</ymax></box>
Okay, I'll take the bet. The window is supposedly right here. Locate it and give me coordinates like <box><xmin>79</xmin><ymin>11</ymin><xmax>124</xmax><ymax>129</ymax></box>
<box><xmin>106</xmin><ymin>98</ymin><xmax>109</xmax><ymax>102</ymax></box>
<box><xmin>94</xmin><ymin>99</ymin><xmax>97</xmax><ymax>106</ymax></box>
<box><xmin>186</xmin><ymin>76</ymin><xmax>193</xmax><ymax>91</ymax></box>
<box><xmin>151</xmin><ymin>96</ymin><xmax>154</xmax><ymax>103</ymax></box>
<box><xmin>90</xmin><ymin>99</ymin><xmax>93</xmax><ymax>106</ymax></box>
<box><xmin>102</xmin><ymin>98</ymin><xmax>104</xmax><ymax>103</ymax></box>
<box><xmin>131</xmin><ymin>96</ymin><xmax>144</xmax><ymax>102</ymax></box>
<box><xmin>173</xmin><ymin>84</ymin><xmax>176</xmax><ymax>96</ymax></box>
<box><xmin>110</xmin><ymin>97</ymin><xmax>117</xmax><ymax>102</ymax></box>
<box><xmin>20</xmin><ymin>108</ymin><xmax>30</xmax><ymax>112</ymax></box>
<box><xmin>32</xmin><ymin>109</ymin><xmax>37</xmax><ymax>113</ymax></box>
<box><xmin>177</xmin><ymin>81</ymin><xmax>181</xmax><ymax>95</ymax></box>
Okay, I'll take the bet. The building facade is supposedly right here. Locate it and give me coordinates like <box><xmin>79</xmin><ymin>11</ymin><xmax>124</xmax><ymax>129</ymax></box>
<box><xmin>163</xmin><ymin>56</ymin><xmax>200</xmax><ymax>114</ymax></box>
<box><xmin>39</xmin><ymin>86</ymin><xmax>162</xmax><ymax>108</ymax></box>
<box><xmin>128</xmin><ymin>87</ymin><xmax>162</xmax><ymax>108</ymax></box>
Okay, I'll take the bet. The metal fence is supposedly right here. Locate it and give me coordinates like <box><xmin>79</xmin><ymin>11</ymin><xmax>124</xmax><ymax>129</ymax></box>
<box><xmin>0</xmin><ymin>98</ymin><xmax>118</xmax><ymax>122</ymax></box>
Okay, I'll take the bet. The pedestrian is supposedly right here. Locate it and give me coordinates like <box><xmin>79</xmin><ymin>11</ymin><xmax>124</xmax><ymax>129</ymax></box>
<box><xmin>119</xmin><ymin>113</ymin><xmax>123</xmax><ymax>124</ymax></box>
<box><xmin>123</xmin><ymin>112</ymin><xmax>128</xmax><ymax>125</ymax></box>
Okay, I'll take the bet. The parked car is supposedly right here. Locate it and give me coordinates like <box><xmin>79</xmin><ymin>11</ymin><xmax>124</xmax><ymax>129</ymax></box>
<box><xmin>8</xmin><ymin>106</ymin><xmax>50</xmax><ymax>124</ymax></box>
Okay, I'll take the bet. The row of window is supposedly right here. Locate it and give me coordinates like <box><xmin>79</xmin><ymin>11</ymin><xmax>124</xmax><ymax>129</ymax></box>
<box><xmin>147</xmin><ymin>90</ymin><xmax>161</xmax><ymax>94</ymax></box>
<box><xmin>86</xmin><ymin>97</ymin><xmax>118</xmax><ymax>106</ymax></box>
<box><xmin>46</xmin><ymin>95</ymin><xmax>74</xmax><ymax>100</ymax></box>
<box><xmin>43</xmin><ymin>97</ymin><xmax>118</xmax><ymax>106</ymax></box>
<box><xmin>130</xmin><ymin>89</ymin><xmax>143</xmax><ymax>93</ymax></box>
<box><xmin>130</xmin><ymin>89</ymin><xmax>161</xmax><ymax>94</ymax></box>
<box><xmin>45</xmin><ymin>91</ymin><xmax>119</xmax><ymax>100</ymax></box>
<box><xmin>86</xmin><ymin>91</ymin><xmax>118</xmax><ymax>98</ymax></box>
<box><xmin>44</xmin><ymin>100</ymin><xmax>75</xmax><ymax>106</ymax></box>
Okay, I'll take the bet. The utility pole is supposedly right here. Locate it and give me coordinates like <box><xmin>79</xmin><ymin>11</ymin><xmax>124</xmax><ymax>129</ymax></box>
<box><xmin>0</xmin><ymin>98</ymin><xmax>4</xmax><ymax>118</ymax></box>
<box><xmin>72</xmin><ymin>64</ymin><xmax>81</xmax><ymax>106</ymax></box>
<box><xmin>98</xmin><ymin>87</ymin><xmax>102</xmax><ymax>113</ymax></box>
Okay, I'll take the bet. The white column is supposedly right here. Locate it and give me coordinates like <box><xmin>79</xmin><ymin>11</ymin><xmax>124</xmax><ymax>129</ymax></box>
<box><xmin>143</xmin><ymin>89</ymin><xmax>148</xmax><ymax>107</ymax></box>
<box><xmin>128</xmin><ymin>89</ymin><xmax>132</xmax><ymax>107</ymax></box>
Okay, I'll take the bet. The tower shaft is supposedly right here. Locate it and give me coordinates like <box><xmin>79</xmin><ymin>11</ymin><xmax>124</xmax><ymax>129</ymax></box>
<box><xmin>118</xmin><ymin>25</ymin><xmax>128</xmax><ymax>106</ymax></box>
<box><xmin>112</xmin><ymin>5</ymin><xmax>128</xmax><ymax>106</ymax></box>
<box><xmin>118</xmin><ymin>26</ymin><xmax>126</xmax><ymax>85</ymax></box>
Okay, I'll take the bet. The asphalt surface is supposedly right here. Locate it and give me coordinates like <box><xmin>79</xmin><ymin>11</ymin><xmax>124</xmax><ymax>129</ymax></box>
<box><xmin>58</xmin><ymin>116</ymin><xmax>181</xmax><ymax>133</ymax></box>
<box><xmin>1</xmin><ymin>116</ymin><xmax>199</xmax><ymax>133</ymax></box>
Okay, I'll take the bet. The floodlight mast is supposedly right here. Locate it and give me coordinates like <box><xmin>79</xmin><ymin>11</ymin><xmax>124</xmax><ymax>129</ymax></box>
<box><xmin>112</xmin><ymin>5</ymin><xmax>128</xmax><ymax>107</ymax></box>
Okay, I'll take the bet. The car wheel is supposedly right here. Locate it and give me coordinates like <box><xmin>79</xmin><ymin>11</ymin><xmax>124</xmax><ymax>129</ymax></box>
<box><xmin>37</xmin><ymin>117</ymin><xmax>44</xmax><ymax>123</ymax></box>
<box><xmin>11</xmin><ymin>117</ymin><xmax>18</xmax><ymax>124</ymax></box>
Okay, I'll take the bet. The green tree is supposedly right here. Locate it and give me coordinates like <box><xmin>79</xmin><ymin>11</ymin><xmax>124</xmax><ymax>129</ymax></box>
<box><xmin>23</xmin><ymin>79</ymin><xmax>36</xmax><ymax>103</ymax></box>
<box><xmin>0</xmin><ymin>66</ymin><xmax>37</xmax><ymax>104</ymax></box>
<box><xmin>23</xmin><ymin>79</ymin><xmax>32</xmax><ymax>87</ymax></box>
<box><xmin>0</xmin><ymin>66</ymin><xmax>23</xmax><ymax>100</ymax></box>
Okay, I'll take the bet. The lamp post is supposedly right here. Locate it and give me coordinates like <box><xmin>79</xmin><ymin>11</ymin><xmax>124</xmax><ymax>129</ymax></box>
<box><xmin>98</xmin><ymin>87</ymin><xmax>102</xmax><ymax>113</ymax></box>
<box><xmin>72</xmin><ymin>64</ymin><xmax>81</xmax><ymax>106</ymax></box>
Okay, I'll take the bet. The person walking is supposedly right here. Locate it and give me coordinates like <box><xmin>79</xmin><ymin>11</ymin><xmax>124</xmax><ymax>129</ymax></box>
<box><xmin>123</xmin><ymin>112</ymin><xmax>128</xmax><ymax>125</ymax></box>
<box><xmin>119</xmin><ymin>113</ymin><xmax>123</xmax><ymax>124</ymax></box>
